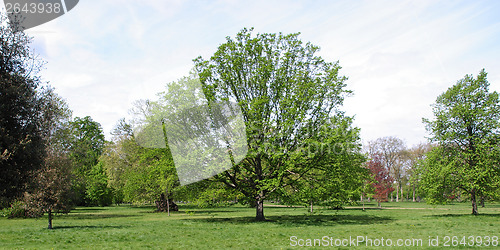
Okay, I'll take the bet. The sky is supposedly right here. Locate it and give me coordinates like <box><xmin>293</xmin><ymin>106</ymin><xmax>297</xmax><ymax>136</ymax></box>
<box><xmin>10</xmin><ymin>0</ymin><xmax>500</xmax><ymax>147</ymax></box>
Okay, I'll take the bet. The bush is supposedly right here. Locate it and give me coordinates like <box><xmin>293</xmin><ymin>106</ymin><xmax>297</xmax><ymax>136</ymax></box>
<box><xmin>0</xmin><ymin>207</ymin><xmax>10</xmax><ymax>217</ymax></box>
<box><xmin>3</xmin><ymin>200</ymin><xmax>27</xmax><ymax>218</ymax></box>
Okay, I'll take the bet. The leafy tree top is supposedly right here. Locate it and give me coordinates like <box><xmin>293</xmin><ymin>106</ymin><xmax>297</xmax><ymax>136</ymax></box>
<box><xmin>424</xmin><ymin>69</ymin><xmax>500</xmax><ymax>148</ymax></box>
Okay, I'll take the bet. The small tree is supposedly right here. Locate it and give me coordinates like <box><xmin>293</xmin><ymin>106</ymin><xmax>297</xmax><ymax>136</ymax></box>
<box><xmin>24</xmin><ymin>151</ymin><xmax>74</xmax><ymax>229</ymax></box>
<box><xmin>23</xmin><ymin>88</ymin><xmax>74</xmax><ymax>229</ymax></box>
<box><xmin>366</xmin><ymin>155</ymin><xmax>394</xmax><ymax>208</ymax></box>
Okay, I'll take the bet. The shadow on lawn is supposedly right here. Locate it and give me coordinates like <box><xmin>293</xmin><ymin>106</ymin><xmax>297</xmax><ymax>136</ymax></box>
<box><xmin>65</xmin><ymin>214</ymin><xmax>140</xmax><ymax>220</ymax></box>
<box><xmin>51</xmin><ymin>225</ymin><xmax>129</xmax><ymax>230</ymax></box>
<box><xmin>72</xmin><ymin>208</ymin><xmax>107</xmax><ymax>212</ymax></box>
<box><xmin>180</xmin><ymin>210</ymin><xmax>239</xmax><ymax>214</ymax></box>
<box><xmin>429</xmin><ymin>213</ymin><xmax>500</xmax><ymax>218</ymax></box>
<box><xmin>184</xmin><ymin>214</ymin><xmax>393</xmax><ymax>226</ymax></box>
<box><xmin>137</xmin><ymin>209</ymin><xmax>239</xmax><ymax>215</ymax></box>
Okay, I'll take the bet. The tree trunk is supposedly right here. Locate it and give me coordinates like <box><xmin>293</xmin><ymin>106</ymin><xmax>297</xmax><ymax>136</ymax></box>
<box><xmin>310</xmin><ymin>200</ymin><xmax>313</xmax><ymax>213</ymax></box>
<box><xmin>255</xmin><ymin>156</ymin><xmax>265</xmax><ymax>221</ymax></box>
<box><xmin>256</xmin><ymin>198</ymin><xmax>265</xmax><ymax>221</ymax></box>
<box><xmin>378</xmin><ymin>200</ymin><xmax>381</xmax><ymax>208</ymax></box>
<box><xmin>480</xmin><ymin>196</ymin><xmax>485</xmax><ymax>208</ymax></box>
<box><xmin>361</xmin><ymin>193</ymin><xmax>365</xmax><ymax>211</ymax></box>
<box><xmin>396</xmin><ymin>184</ymin><xmax>399</xmax><ymax>202</ymax></box>
<box><xmin>412</xmin><ymin>185</ymin><xmax>416</xmax><ymax>202</ymax></box>
<box><xmin>471</xmin><ymin>188</ymin><xmax>478</xmax><ymax>215</ymax></box>
<box><xmin>167</xmin><ymin>195</ymin><xmax>170</xmax><ymax>216</ymax></box>
<box><xmin>166</xmin><ymin>187</ymin><xmax>170</xmax><ymax>216</ymax></box>
<box><xmin>48</xmin><ymin>209</ymin><xmax>53</xmax><ymax>230</ymax></box>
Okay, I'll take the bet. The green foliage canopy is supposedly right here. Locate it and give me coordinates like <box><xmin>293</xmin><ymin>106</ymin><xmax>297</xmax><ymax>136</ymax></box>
<box><xmin>194</xmin><ymin>28</ymin><xmax>357</xmax><ymax>220</ymax></box>
<box><xmin>422</xmin><ymin>69</ymin><xmax>500</xmax><ymax>214</ymax></box>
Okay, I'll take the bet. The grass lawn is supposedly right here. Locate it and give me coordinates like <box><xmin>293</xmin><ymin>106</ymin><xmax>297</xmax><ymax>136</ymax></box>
<box><xmin>1</xmin><ymin>201</ymin><xmax>499</xmax><ymax>249</ymax></box>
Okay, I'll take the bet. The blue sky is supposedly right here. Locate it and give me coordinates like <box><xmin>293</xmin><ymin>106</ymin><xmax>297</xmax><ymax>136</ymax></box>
<box><xmin>16</xmin><ymin>0</ymin><xmax>500</xmax><ymax>147</ymax></box>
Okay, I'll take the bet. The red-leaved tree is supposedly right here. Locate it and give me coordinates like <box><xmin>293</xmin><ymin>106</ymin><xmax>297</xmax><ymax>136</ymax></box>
<box><xmin>366</xmin><ymin>155</ymin><xmax>394</xmax><ymax>208</ymax></box>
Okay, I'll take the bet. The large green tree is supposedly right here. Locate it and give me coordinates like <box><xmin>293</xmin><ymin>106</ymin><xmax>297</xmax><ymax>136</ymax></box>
<box><xmin>0</xmin><ymin>14</ymin><xmax>46</xmax><ymax>206</ymax></box>
<box><xmin>194</xmin><ymin>28</ymin><xmax>356</xmax><ymax>220</ymax></box>
<box><xmin>422</xmin><ymin>69</ymin><xmax>500</xmax><ymax>215</ymax></box>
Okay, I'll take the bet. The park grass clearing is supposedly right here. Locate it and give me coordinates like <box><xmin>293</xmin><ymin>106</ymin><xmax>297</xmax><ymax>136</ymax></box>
<box><xmin>0</xmin><ymin>202</ymin><xmax>499</xmax><ymax>249</ymax></box>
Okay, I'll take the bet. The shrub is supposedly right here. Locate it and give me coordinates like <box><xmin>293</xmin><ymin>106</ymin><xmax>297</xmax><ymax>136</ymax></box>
<box><xmin>4</xmin><ymin>200</ymin><xmax>27</xmax><ymax>218</ymax></box>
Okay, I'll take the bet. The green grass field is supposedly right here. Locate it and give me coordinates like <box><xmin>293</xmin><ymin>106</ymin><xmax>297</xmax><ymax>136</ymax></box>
<box><xmin>1</xmin><ymin>202</ymin><xmax>499</xmax><ymax>249</ymax></box>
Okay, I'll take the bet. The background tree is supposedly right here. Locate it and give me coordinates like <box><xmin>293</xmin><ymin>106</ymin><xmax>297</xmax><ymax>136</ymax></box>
<box><xmin>281</xmin><ymin>116</ymin><xmax>367</xmax><ymax>212</ymax></box>
<box><xmin>68</xmin><ymin>116</ymin><xmax>106</xmax><ymax>206</ymax></box>
<box><xmin>194</xmin><ymin>28</ymin><xmax>356</xmax><ymax>220</ymax></box>
<box><xmin>366</xmin><ymin>136</ymin><xmax>406</xmax><ymax>202</ymax></box>
<box><xmin>422</xmin><ymin>69</ymin><xmax>500</xmax><ymax>215</ymax></box>
<box><xmin>22</xmin><ymin>88</ymin><xmax>74</xmax><ymax>229</ymax></box>
<box><xmin>101</xmin><ymin>118</ymin><xmax>178</xmax><ymax>211</ymax></box>
<box><xmin>24</xmin><ymin>151</ymin><xmax>73</xmax><ymax>229</ymax></box>
<box><xmin>100</xmin><ymin>118</ymin><xmax>134</xmax><ymax>204</ymax></box>
<box><xmin>85</xmin><ymin>162</ymin><xmax>113</xmax><ymax>206</ymax></box>
<box><xmin>418</xmin><ymin>146</ymin><xmax>459</xmax><ymax>204</ymax></box>
<box><xmin>365</xmin><ymin>155</ymin><xmax>394</xmax><ymax>208</ymax></box>
<box><xmin>404</xmin><ymin>143</ymin><xmax>432</xmax><ymax>202</ymax></box>
<box><xmin>175</xmin><ymin>181</ymin><xmax>240</xmax><ymax>208</ymax></box>
<box><xmin>0</xmin><ymin>14</ymin><xmax>46</xmax><ymax>207</ymax></box>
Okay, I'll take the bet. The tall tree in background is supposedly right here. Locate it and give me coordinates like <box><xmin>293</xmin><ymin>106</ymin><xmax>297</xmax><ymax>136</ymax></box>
<box><xmin>68</xmin><ymin>116</ymin><xmax>106</xmax><ymax>205</ymax></box>
<box><xmin>404</xmin><ymin>143</ymin><xmax>432</xmax><ymax>202</ymax></box>
<box><xmin>0</xmin><ymin>14</ymin><xmax>46</xmax><ymax>207</ymax></box>
<box><xmin>101</xmin><ymin>118</ymin><xmax>178</xmax><ymax>210</ymax></box>
<box><xmin>422</xmin><ymin>69</ymin><xmax>500</xmax><ymax>215</ymax></box>
<box><xmin>100</xmin><ymin>118</ymin><xmax>134</xmax><ymax>204</ymax></box>
<box><xmin>194</xmin><ymin>28</ymin><xmax>355</xmax><ymax>220</ymax></box>
<box><xmin>366</xmin><ymin>155</ymin><xmax>394</xmax><ymax>208</ymax></box>
<box><xmin>366</xmin><ymin>136</ymin><xmax>406</xmax><ymax>202</ymax></box>
<box><xmin>85</xmin><ymin>162</ymin><xmax>113</xmax><ymax>206</ymax></box>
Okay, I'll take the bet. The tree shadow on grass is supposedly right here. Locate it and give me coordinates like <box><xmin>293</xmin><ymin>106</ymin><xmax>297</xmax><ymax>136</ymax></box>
<box><xmin>138</xmin><ymin>209</ymin><xmax>239</xmax><ymax>215</ymax></box>
<box><xmin>72</xmin><ymin>208</ymin><xmax>107</xmax><ymax>212</ymax></box>
<box><xmin>183</xmin><ymin>214</ymin><xmax>393</xmax><ymax>227</ymax></box>
<box><xmin>180</xmin><ymin>210</ymin><xmax>239</xmax><ymax>215</ymax></box>
<box><xmin>65</xmin><ymin>214</ymin><xmax>140</xmax><ymax>220</ymax></box>
<box><xmin>429</xmin><ymin>213</ymin><xmax>500</xmax><ymax>218</ymax></box>
<box><xmin>51</xmin><ymin>225</ymin><xmax>129</xmax><ymax>230</ymax></box>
